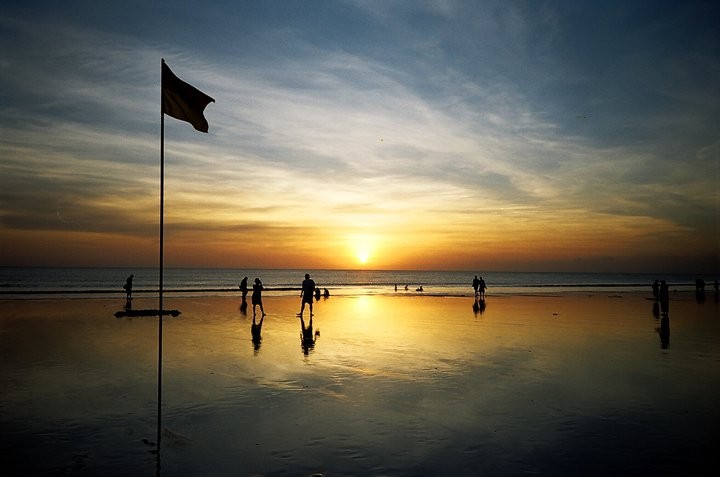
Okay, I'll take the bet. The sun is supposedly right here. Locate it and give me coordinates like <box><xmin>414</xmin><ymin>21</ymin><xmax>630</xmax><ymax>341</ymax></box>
<box><xmin>348</xmin><ymin>234</ymin><xmax>376</xmax><ymax>268</ymax></box>
<box><xmin>356</xmin><ymin>249</ymin><xmax>371</xmax><ymax>265</ymax></box>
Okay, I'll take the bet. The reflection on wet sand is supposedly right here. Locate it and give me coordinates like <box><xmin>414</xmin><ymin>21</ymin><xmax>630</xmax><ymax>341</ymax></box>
<box><xmin>472</xmin><ymin>296</ymin><xmax>486</xmax><ymax>316</ymax></box>
<box><xmin>2</xmin><ymin>294</ymin><xmax>719</xmax><ymax>476</ymax></box>
<box><xmin>251</xmin><ymin>314</ymin><xmax>264</xmax><ymax>353</ymax></box>
<box><xmin>300</xmin><ymin>315</ymin><xmax>319</xmax><ymax>355</ymax></box>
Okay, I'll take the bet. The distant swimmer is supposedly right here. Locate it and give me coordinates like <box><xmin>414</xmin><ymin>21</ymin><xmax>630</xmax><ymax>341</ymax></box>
<box><xmin>416</xmin><ymin>286</ymin><xmax>424</xmax><ymax>292</ymax></box>
<box><xmin>323</xmin><ymin>288</ymin><xmax>330</xmax><ymax>298</ymax></box>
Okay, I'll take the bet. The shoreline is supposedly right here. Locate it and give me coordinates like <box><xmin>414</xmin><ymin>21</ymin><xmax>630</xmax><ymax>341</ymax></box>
<box><xmin>0</xmin><ymin>285</ymin><xmax>710</xmax><ymax>301</ymax></box>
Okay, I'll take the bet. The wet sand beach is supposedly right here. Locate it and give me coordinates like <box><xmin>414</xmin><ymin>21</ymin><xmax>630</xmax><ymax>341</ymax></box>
<box><xmin>2</xmin><ymin>293</ymin><xmax>719</xmax><ymax>475</ymax></box>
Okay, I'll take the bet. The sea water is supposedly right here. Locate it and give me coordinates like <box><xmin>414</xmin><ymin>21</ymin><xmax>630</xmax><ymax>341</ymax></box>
<box><xmin>0</xmin><ymin>267</ymin><xmax>706</xmax><ymax>298</ymax></box>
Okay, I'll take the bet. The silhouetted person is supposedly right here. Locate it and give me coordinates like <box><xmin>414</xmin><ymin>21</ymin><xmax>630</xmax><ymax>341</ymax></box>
<box><xmin>298</xmin><ymin>273</ymin><xmax>315</xmax><ymax>316</ymax></box>
<box><xmin>239</xmin><ymin>276</ymin><xmax>249</xmax><ymax>300</ymax></box>
<box><xmin>123</xmin><ymin>274</ymin><xmax>134</xmax><ymax>301</ymax></box>
<box><xmin>314</xmin><ymin>287</ymin><xmax>321</xmax><ymax>301</ymax></box>
<box><xmin>695</xmin><ymin>278</ymin><xmax>706</xmax><ymax>303</ymax></box>
<box><xmin>323</xmin><ymin>288</ymin><xmax>330</xmax><ymax>298</ymax></box>
<box><xmin>404</xmin><ymin>284</ymin><xmax>409</xmax><ymax>291</ymax></box>
<box><xmin>472</xmin><ymin>275</ymin><xmax>480</xmax><ymax>297</ymax></box>
<box><xmin>252</xmin><ymin>277</ymin><xmax>266</xmax><ymax>317</ymax></box>
<box><xmin>416</xmin><ymin>285</ymin><xmax>424</xmax><ymax>292</ymax></box>
<box><xmin>478</xmin><ymin>276</ymin><xmax>487</xmax><ymax>299</ymax></box>
<box><xmin>394</xmin><ymin>284</ymin><xmax>398</xmax><ymax>292</ymax></box>
<box><xmin>251</xmin><ymin>313</ymin><xmax>264</xmax><ymax>352</ymax></box>
<box><xmin>659</xmin><ymin>280</ymin><xmax>670</xmax><ymax>315</ymax></box>
<box><xmin>651</xmin><ymin>280</ymin><xmax>660</xmax><ymax>300</ymax></box>
<box><xmin>300</xmin><ymin>315</ymin><xmax>318</xmax><ymax>355</ymax></box>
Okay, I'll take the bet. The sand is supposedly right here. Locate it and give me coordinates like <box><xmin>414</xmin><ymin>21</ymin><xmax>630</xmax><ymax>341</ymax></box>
<box><xmin>2</xmin><ymin>293</ymin><xmax>719</xmax><ymax>475</ymax></box>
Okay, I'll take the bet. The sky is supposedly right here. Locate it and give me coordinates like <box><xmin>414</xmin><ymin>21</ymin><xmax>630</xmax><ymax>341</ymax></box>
<box><xmin>1</xmin><ymin>0</ymin><xmax>718</xmax><ymax>273</ymax></box>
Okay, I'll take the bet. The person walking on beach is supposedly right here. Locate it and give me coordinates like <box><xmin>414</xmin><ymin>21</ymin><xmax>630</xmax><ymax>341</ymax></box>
<box><xmin>298</xmin><ymin>273</ymin><xmax>316</xmax><ymax>317</ymax></box>
<box><xmin>123</xmin><ymin>274</ymin><xmax>134</xmax><ymax>301</ymax></box>
<box><xmin>478</xmin><ymin>276</ymin><xmax>487</xmax><ymax>300</ymax></box>
<box><xmin>659</xmin><ymin>280</ymin><xmax>670</xmax><ymax>315</ymax></box>
<box><xmin>472</xmin><ymin>275</ymin><xmax>480</xmax><ymax>297</ymax></box>
<box><xmin>252</xmin><ymin>278</ymin><xmax>266</xmax><ymax>317</ymax></box>
<box><xmin>239</xmin><ymin>276</ymin><xmax>249</xmax><ymax>300</ymax></box>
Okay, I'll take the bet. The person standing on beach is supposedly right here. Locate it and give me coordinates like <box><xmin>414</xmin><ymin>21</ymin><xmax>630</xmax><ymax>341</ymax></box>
<box><xmin>252</xmin><ymin>278</ymin><xmax>266</xmax><ymax>317</ymax></box>
<box><xmin>472</xmin><ymin>275</ymin><xmax>480</xmax><ymax>297</ymax></box>
<box><xmin>123</xmin><ymin>274</ymin><xmax>134</xmax><ymax>301</ymax></box>
<box><xmin>478</xmin><ymin>276</ymin><xmax>487</xmax><ymax>300</ymax></box>
<box><xmin>298</xmin><ymin>273</ymin><xmax>316</xmax><ymax>317</ymax></box>
<box><xmin>651</xmin><ymin>280</ymin><xmax>660</xmax><ymax>300</ymax></box>
<box><xmin>659</xmin><ymin>280</ymin><xmax>670</xmax><ymax>315</ymax></box>
<box><xmin>239</xmin><ymin>276</ymin><xmax>249</xmax><ymax>300</ymax></box>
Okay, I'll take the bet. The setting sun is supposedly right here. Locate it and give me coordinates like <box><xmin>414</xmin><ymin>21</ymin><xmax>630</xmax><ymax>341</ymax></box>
<box><xmin>356</xmin><ymin>249</ymin><xmax>370</xmax><ymax>265</ymax></box>
<box><xmin>348</xmin><ymin>234</ymin><xmax>377</xmax><ymax>267</ymax></box>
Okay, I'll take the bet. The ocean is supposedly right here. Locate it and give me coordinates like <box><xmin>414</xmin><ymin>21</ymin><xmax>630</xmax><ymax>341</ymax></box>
<box><xmin>0</xmin><ymin>266</ymin><xmax>708</xmax><ymax>298</ymax></box>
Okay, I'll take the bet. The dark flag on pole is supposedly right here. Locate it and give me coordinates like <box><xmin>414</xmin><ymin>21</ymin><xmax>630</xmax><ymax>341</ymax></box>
<box><xmin>162</xmin><ymin>60</ymin><xmax>215</xmax><ymax>133</ymax></box>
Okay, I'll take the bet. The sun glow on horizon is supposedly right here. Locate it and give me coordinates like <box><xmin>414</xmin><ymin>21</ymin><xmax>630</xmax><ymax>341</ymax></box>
<box><xmin>348</xmin><ymin>234</ymin><xmax>378</xmax><ymax>268</ymax></box>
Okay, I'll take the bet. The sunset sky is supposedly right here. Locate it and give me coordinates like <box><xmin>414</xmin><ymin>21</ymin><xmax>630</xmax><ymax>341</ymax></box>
<box><xmin>1</xmin><ymin>0</ymin><xmax>718</xmax><ymax>272</ymax></box>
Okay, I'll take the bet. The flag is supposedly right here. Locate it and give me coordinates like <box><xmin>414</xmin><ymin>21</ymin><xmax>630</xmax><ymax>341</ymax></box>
<box><xmin>162</xmin><ymin>60</ymin><xmax>215</xmax><ymax>133</ymax></box>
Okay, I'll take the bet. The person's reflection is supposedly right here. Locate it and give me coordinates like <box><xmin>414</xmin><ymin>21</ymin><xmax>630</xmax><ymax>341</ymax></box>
<box><xmin>239</xmin><ymin>298</ymin><xmax>248</xmax><ymax>316</ymax></box>
<box><xmin>251</xmin><ymin>314</ymin><xmax>264</xmax><ymax>353</ymax></box>
<box><xmin>125</xmin><ymin>297</ymin><xmax>132</xmax><ymax>311</ymax></box>
<box><xmin>656</xmin><ymin>314</ymin><xmax>670</xmax><ymax>349</ymax></box>
<box><xmin>472</xmin><ymin>296</ymin><xmax>486</xmax><ymax>316</ymax></box>
<box><xmin>300</xmin><ymin>315</ymin><xmax>319</xmax><ymax>355</ymax></box>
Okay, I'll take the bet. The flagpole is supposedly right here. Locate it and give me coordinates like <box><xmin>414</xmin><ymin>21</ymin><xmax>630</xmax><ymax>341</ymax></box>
<box><xmin>157</xmin><ymin>58</ymin><xmax>165</xmax><ymax>455</ymax></box>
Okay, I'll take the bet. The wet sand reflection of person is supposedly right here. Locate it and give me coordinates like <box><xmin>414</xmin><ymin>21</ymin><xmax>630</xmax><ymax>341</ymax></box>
<box><xmin>656</xmin><ymin>314</ymin><xmax>670</xmax><ymax>349</ymax></box>
<box><xmin>239</xmin><ymin>299</ymin><xmax>248</xmax><ymax>316</ymax></box>
<box><xmin>251</xmin><ymin>313</ymin><xmax>264</xmax><ymax>353</ymax></box>
<box><xmin>472</xmin><ymin>296</ymin><xmax>486</xmax><ymax>316</ymax></box>
<box><xmin>300</xmin><ymin>315</ymin><xmax>319</xmax><ymax>355</ymax></box>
